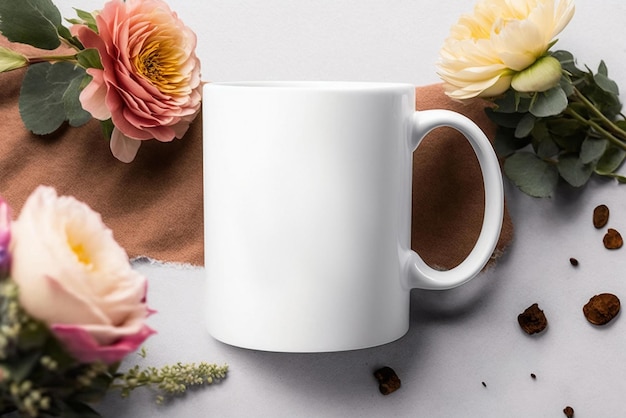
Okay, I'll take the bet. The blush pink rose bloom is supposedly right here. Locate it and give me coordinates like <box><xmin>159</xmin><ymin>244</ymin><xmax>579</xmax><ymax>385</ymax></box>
<box><xmin>10</xmin><ymin>186</ymin><xmax>155</xmax><ymax>364</ymax></box>
<box><xmin>72</xmin><ymin>0</ymin><xmax>202</xmax><ymax>163</ymax></box>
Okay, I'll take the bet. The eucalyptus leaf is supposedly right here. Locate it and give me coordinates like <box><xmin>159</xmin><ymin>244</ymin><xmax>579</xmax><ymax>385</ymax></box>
<box><xmin>19</xmin><ymin>62</ymin><xmax>88</xmax><ymax>135</ymax></box>
<box><xmin>515</xmin><ymin>113</ymin><xmax>536</xmax><ymax>138</ymax></box>
<box><xmin>494</xmin><ymin>128</ymin><xmax>531</xmax><ymax>157</ymax></box>
<box><xmin>537</xmin><ymin>137</ymin><xmax>560</xmax><ymax>159</ymax></box>
<box><xmin>557</xmin><ymin>154</ymin><xmax>594</xmax><ymax>187</ymax></box>
<box><xmin>493</xmin><ymin>90</ymin><xmax>518</xmax><ymax>113</ymax></box>
<box><xmin>594</xmin><ymin>72</ymin><xmax>619</xmax><ymax>95</ymax></box>
<box><xmin>0</xmin><ymin>0</ymin><xmax>63</xmax><ymax>50</ymax></box>
<box><xmin>596</xmin><ymin>145</ymin><xmax>626</xmax><ymax>174</ymax></box>
<box><xmin>485</xmin><ymin>107</ymin><xmax>525</xmax><ymax>128</ymax></box>
<box><xmin>63</xmin><ymin>75</ymin><xmax>91</xmax><ymax>127</ymax></box>
<box><xmin>598</xmin><ymin>60</ymin><xmax>608</xmax><ymax>77</ymax></box>
<box><xmin>530</xmin><ymin>86</ymin><xmax>568</xmax><ymax>117</ymax></box>
<box><xmin>580</xmin><ymin>138</ymin><xmax>609</xmax><ymax>164</ymax></box>
<box><xmin>504</xmin><ymin>152</ymin><xmax>559</xmax><ymax>197</ymax></box>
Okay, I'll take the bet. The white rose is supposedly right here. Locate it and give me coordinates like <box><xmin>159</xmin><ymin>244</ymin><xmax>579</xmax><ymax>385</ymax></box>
<box><xmin>10</xmin><ymin>186</ymin><xmax>154</xmax><ymax>364</ymax></box>
<box><xmin>437</xmin><ymin>0</ymin><xmax>575</xmax><ymax>99</ymax></box>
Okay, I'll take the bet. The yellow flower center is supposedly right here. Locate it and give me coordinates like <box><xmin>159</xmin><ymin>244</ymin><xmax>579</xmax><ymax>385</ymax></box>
<box><xmin>133</xmin><ymin>36</ymin><xmax>188</xmax><ymax>96</ymax></box>
<box><xmin>70</xmin><ymin>241</ymin><xmax>93</xmax><ymax>268</ymax></box>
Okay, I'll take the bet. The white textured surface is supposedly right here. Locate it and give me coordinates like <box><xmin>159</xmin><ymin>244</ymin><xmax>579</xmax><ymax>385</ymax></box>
<box><xmin>52</xmin><ymin>0</ymin><xmax>626</xmax><ymax>416</ymax></box>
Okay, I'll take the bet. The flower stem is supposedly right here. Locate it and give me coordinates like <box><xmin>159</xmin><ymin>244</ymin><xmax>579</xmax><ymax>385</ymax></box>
<box><xmin>565</xmin><ymin>107</ymin><xmax>626</xmax><ymax>151</ymax></box>
<box><xmin>27</xmin><ymin>55</ymin><xmax>78</xmax><ymax>65</ymax></box>
<box><xmin>573</xmin><ymin>87</ymin><xmax>626</xmax><ymax>141</ymax></box>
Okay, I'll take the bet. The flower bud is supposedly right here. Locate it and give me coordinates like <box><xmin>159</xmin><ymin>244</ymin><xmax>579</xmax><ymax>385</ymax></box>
<box><xmin>0</xmin><ymin>47</ymin><xmax>27</xmax><ymax>73</ymax></box>
<box><xmin>511</xmin><ymin>55</ymin><xmax>563</xmax><ymax>93</ymax></box>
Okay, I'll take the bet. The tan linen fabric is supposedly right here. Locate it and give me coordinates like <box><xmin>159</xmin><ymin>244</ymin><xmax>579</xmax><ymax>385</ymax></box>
<box><xmin>413</xmin><ymin>84</ymin><xmax>513</xmax><ymax>269</ymax></box>
<box><xmin>0</xmin><ymin>38</ymin><xmax>512</xmax><ymax>268</ymax></box>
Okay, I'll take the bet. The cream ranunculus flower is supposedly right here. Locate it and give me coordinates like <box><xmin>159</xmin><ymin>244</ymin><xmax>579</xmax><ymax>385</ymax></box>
<box><xmin>437</xmin><ymin>0</ymin><xmax>575</xmax><ymax>99</ymax></box>
<box><xmin>10</xmin><ymin>186</ymin><xmax>154</xmax><ymax>364</ymax></box>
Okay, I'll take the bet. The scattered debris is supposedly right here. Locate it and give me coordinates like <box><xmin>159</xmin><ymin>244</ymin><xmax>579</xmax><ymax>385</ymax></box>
<box><xmin>583</xmin><ymin>293</ymin><xmax>621</xmax><ymax>326</ymax></box>
<box><xmin>518</xmin><ymin>303</ymin><xmax>548</xmax><ymax>335</ymax></box>
<box><xmin>603</xmin><ymin>228</ymin><xmax>623</xmax><ymax>249</ymax></box>
<box><xmin>593</xmin><ymin>204</ymin><xmax>609</xmax><ymax>228</ymax></box>
<box><xmin>373</xmin><ymin>366</ymin><xmax>401</xmax><ymax>395</ymax></box>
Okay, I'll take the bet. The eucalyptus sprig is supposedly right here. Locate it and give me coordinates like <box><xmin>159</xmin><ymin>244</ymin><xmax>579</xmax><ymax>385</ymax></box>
<box><xmin>0</xmin><ymin>0</ymin><xmax>102</xmax><ymax>136</ymax></box>
<box><xmin>488</xmin><ymin>50</ymin><xmax>626</xmax><ymax>197</ymax></box>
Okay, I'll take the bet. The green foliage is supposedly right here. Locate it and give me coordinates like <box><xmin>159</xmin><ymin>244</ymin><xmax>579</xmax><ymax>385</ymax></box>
<box><xmin>0</xmin><ymin>4</ymin><xmax>106</xmax><ymax>139</ymax></box>
<box><xmin>0</xmin><ymin>279</ymin><xmax>228</xmax><ymax>417</ymax></box>
<box><xmin>0</xmin><ymin>280</ymin><xmax>116</xmax><ymax>417</ymax></box>
<box><xmin>489</xmin><ymin>50</ymin><xmax>626</xmax><ymax>197</ymax></box>
<box><xmin>18</xmin><ymin>62</ymin><xmax>92</xmax><ymax>135</ymax></box>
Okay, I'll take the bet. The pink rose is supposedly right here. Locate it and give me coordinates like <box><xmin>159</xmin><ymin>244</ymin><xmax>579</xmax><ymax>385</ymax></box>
<box><xmin>72</xmin><ymin>0</ymin><xmax>202</xmax><ymax>163</ymax></box>
<box><xmin>10</xmin><ymin>186</ymin><xmax>155</xmax><ymax>364</ymax></box>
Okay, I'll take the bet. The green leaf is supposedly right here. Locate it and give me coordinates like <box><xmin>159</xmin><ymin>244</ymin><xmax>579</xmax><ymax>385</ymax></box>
<box><xmin>76</xmin><ymin>48</ymin><xmax>102</xmax><ymax>70</ymax></box>
<box><xmin>553</xmin><ymin>50</ymin><xmax>584</xmax><ymax>77</ymax></box>
<box><xmin>530</xmin><ymin>86</ymin><xmax>568</xmax><ymax>117</ymax></box>
<box><xmin>559</xmin><ymin>76</ymin><xmax>575</xmax><ymax>97</ymax></box>
<box><xmin>485</xmin><ymin>107</ymin><xmax>525</xmax><ymax>128</ymax></box>
<box><xmin>557</xmin><ymin>154</ymin><xmax>594</xmax><ymax>187</ymax></box>
<box><xmin>17</xmin><ymin>322</ymin><xmax>48</xmax><ymax>350</ymax></box>
<box><xmin>596</xmin><ymin>145</ymin><xmax>626</xmax><ymax>174</ymax></box>
<box><xmin>494</xmin><ymin>128</ymin><xmax>531</xmax><ymax>157</ymax></box>
<box><xmin>19</xmin><ymin>62</ymin><xmax>89</xmax><ymax>135</ymax></box>
<box><xmin>71</xmin><ymin>8</ymin><xmax>98</xmax><ymax>33</ymax></box>
<box><xmin>101</xmin><ymin>119</ymin><xmax>114</xmax><ymax>140</ymax></box>
<box><xmin>0</xmin><ymin>0</ymin><xmax>63</xmax><ymax>50</ymax></box>
<box><xmin>594</xmin><ymin>72</ymin><xmax>619</xmax><ymax>95</ymax></box>
<box><xmin>537</xmin><ymin>137</ymin><xmax>559</xmax><ymax>159</ymax></box>
<box><xmin>56</xmin><ymin>401</ymin><xmax>102</xmax><ymax>418</ymax></box>
<box><xmin>504</xmin><ymin>152</ymin><xmax>559</xmax><ymax>197</ymax></box>
<box><xmin>580</xmin><ymin>138</ymin><xmax>609</xmax><ymax>164</ymax></box>
<box><xmin>598</xmin><ymin>60</ymin><xmax>608</xmax><ymax>76</ymax></box>
<box><xmin>5</xmin><ymin>350</ymin><xmax>40</xmax><ymax>382</ymax></box>
<box><xmin>531</xmin><ymin>119</ymin><xmax>560</xmax><ymax>158</ymax></box>
<box><xmin>515</xmin><ymin>113</ymin><xmax>536</xmax><ymax>138</ymax></box>
<box><xmin>63</xmin><ymin>75</ymin><xmax>91</xmax><ymax>127</ymax></box>
<box><xmin>0</xmin><ymin>46</ymin><xmax>28</xmax><ymax>72</ymax></box>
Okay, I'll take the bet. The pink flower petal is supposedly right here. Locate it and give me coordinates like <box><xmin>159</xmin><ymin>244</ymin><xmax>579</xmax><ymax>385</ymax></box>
<box><xmin>110</xmin><ymin>129</ymin><xmax>142</xmax><ymax>163</ymax></box>
<box><xmin>51</xmin><ymin>323</ymin><xmax>156</xmax><ymax>364</ymax></box>
<box><xmin>79</xmin><ymin>68</ymin><xmax>111</xmax><ymax>120</ymax></box>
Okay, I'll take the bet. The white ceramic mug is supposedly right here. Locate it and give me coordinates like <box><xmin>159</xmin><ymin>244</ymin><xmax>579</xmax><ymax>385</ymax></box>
<box><xmin>203</xmin><ymin>81</ymin><xmax>503</xmax><ymax>352</ymax></box>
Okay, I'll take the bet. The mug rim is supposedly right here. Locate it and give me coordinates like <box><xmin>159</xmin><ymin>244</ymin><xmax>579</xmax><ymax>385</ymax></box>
<box><xmin>206</xmin><ymin>80</ymin><xmax>414</xmax><ymax>92</ymax></box>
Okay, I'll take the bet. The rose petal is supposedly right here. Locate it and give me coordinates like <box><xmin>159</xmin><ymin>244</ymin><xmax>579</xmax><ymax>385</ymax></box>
<box><xmin>79</xmin><ymin>68</ymin><xmax>111</xmax><ymax>120</ymax></box>
<box><xmin>51</xmin><ymin>323</ymin><xmax>156</xmax><ymax>364</ymax></box>
<box><xmin>110</xmin><ymin>129</ymin><xmax>142</xmax><ymax>163</ymax></box>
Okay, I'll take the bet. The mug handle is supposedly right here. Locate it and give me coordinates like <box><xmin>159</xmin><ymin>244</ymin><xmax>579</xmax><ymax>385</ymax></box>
<box><xmin>405</xmin><ymin>109</ymin><xmax>504</xmax><ymax>290</ymax></box>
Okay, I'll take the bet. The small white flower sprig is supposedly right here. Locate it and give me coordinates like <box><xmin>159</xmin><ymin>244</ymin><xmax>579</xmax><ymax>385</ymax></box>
<box><xmin>438</xmin><ymin>0</ymin><xmax>626</xmax><ymax>197</ymax></box>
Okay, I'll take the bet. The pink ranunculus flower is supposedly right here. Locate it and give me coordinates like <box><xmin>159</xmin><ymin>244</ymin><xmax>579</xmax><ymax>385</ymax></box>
<box><xmin>10</xmin><ymin>186</ymin><xmax>155</xmax><ymax>364</ymax></box>
<box><xmin>72</xmin><ymin>0</ymin><xmax>202</xmax><ymax>163</ymax></box>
